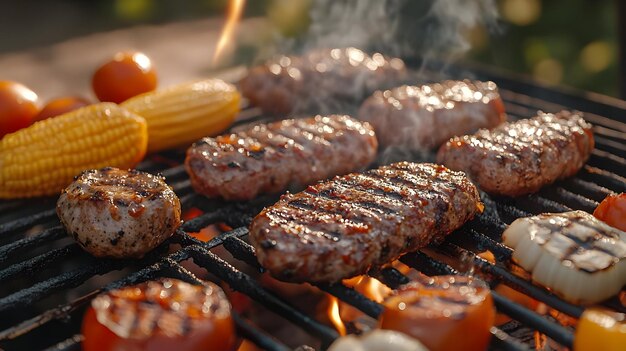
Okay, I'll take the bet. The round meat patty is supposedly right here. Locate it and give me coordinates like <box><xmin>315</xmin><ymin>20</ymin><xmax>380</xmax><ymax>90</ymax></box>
<box><xmin>57</xmin><ymin>167</ymin><xmax>181</xmax><ymax>258</ymax></box>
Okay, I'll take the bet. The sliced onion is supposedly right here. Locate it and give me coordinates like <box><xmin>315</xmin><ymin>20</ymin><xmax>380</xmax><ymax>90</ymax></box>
<box><xmin>502</xmin><ymin>211</ymin><xmax>626</xmax><ymax>305</ymax></box>
<box><xmin>328</xmin><ymin>330</ymin><xmax>429</xmax><ymax>351</ymax></box>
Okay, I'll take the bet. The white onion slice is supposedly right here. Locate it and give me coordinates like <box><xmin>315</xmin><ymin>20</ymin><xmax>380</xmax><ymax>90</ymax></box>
<box><xmin>328</xmin><ymin>330</ymin><xmax>429</xmax><ymax>351</ymax></box>
<box><xmin>502</xmin><ymin>210</ymin><xmax>626</xmax><ymax>304</ymax></box>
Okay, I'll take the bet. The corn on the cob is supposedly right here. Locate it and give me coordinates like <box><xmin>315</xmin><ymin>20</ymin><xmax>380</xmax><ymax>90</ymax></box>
<box><xmin>122</xmin><ymin>79</ymin><xmax>240</xmax><ymax>152</ymax></box>
<box><xmin>0</xmin><ymin>103</ymin><xmax>148</xmax><ymax>199</ymax></box>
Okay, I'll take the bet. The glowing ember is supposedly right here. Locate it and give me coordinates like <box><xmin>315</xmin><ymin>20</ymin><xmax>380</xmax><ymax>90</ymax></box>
<box><xmin>213</xmin><ymin>0</ymin><xmax>246</xmax><ymax>66</ymax></box>
<box><xmin>533</xmin><ymin>331</ymin><xmax>548</xmax><ymax>350</ymax></box>
<box><xmin>237</xmin><ymin>340</ymin><xmax>261</xmax><ymax>351</ymax></box>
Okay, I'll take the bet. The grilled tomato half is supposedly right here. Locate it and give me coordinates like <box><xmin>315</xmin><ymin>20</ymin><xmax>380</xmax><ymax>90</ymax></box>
<box><xmin>0</xmin><ymin>80</ymin><xmax>39</xmax><ymax>138</ymax></box>
<box><xmin>594</xmin><ymin>192</ymin><xmax>626</xmax><ymax>232</ymax></box>
<box><xmin>380</xmin><ymin>275</ymin><xmax>495</xmax><ymax>351</ymax></box>
<box><xmin>82</xmin><ymin>279</ymin><xmax>238</xmax><ymax>351</ymax></box>
<box><xmin>92</xmin><ymin>51</ymin><xmax>157</xmax><ymax>103</ymax></box>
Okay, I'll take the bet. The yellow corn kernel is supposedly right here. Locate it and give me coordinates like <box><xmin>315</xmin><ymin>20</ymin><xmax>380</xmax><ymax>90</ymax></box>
<box><xmin>0</xmin><ymin>103</ymin><xmax>148</xmax><ymax>198</ymax></box>
<box><xmin>122</xmin><ymin>78</ymin><xmax>240</xmax><ymax>152</ymax></box>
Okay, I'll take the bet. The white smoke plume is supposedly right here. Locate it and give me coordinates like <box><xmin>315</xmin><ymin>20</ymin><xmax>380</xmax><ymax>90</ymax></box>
<box><xmin>297</xmin><ymin>0</ymin><xmax>500</xmax><ymax>163</ymax></box>
<box><xmin>291</xmin><ymin>0</ymin><xmax>499</xmax><ymax>60</ymax></box>
<box><xmin>246</xmin><ymin>0</ymin><xmax>501</xmax><ymax>163</ymax></box>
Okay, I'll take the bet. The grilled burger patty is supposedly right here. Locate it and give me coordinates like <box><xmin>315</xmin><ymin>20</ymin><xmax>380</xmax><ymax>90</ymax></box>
<box><xmin>185</xmin><ymin>115</ymin><xmax>378</xmax><ymax>201</ymax></box>
<box><xmin>358</xmin><ymin>81</ymin><xmax>506</xmax><ymax>150</ymax></box>
<box><xmin>240</xmin><ymin>47</ymin><xmax>406</xmax><ymax>115</ymax></box>
<box><xmin>249</xmin><ymin>162</ymin><xmax>482</xmax><ymax>283</ymax></box>
<box><xmin>437</xmin><ymin>110</ymin><xmax>594</xmax><ymax>197</ymax></box>
<box><xmin>57</xmin><ymin>167</ymin><xmax>181</xmax><ymax>258</ymax></box>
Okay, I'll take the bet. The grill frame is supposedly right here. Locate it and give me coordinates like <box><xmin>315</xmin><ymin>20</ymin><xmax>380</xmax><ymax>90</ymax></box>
<box><xmin>1</xmin><ymin>62</ymin><xmax>625</xmax><ymax>351</ymax></box>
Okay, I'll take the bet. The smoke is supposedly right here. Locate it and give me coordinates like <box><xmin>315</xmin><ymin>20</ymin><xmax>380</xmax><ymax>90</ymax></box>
<box><xmin>248</xmin><ymin>0</ymin><xmax>501</xmax><ymax>164</ymax></box>
<box><xmin>288</xmin><ymin>0</ymin><xmax>499</xmax><ymax>61</ymax></box>
<box><xmin>296</xmin><ymin>0</ymin><xmax>500</xmax><ymax>164</ymax></box>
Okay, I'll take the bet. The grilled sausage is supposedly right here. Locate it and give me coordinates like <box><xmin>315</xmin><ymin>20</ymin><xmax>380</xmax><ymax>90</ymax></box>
<box><xmin>358</xmin><ymin>80</ymin><xmax>506</xmax><ymax>150</ymax></box>
<box><xmin>240</xmin><ymin>48</ymin><xmax>406</xmax><ymax>116</ymax></box>
<box><xmin>57</xmin><ymin>167</ymin><xmax>181</xmax><ymax>258</ymax></box>
<box><xmin>185</xmin><ymin>115</ymin><xmax>378</xmax><ymax>201</ymax></box>
<box><xmin>249</xmin><ymin>162</ymin><xmax>482</xmax><ymax>283</ymax></box>
<box><xmin>437</xmin><ymin>110</ymin><xmax>594</xmax><ymax>197</ymax></box>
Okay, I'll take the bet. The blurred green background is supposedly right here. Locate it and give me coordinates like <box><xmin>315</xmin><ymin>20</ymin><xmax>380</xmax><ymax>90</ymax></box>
<box><xmin>0</xmin><ymin>0</ymin><xmax>619</xmax><ymax>96</ymax></box>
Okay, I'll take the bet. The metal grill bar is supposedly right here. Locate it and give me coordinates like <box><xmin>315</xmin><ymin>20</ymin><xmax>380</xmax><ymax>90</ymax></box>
<box><xmin>445</xmin><ymin>244</ymin><xmax>584</xmax><ymax>318</ymax></box>
<box><xmin>0</xmin><ymin>227</ymin><xmax>65</xmax><ymax>264</ymax></box>
<box><xmin>399</xmin><ymin>246</ymin><xmax>575</xmax><ymax>349</ymax></box>
<box><xmin>0</xmin><ymin>244</ymin><xmax>80</xmax><ymax>282</ymax></box>
<box><xmin>189</xmin><ymin>246</ymin><xmax>340</xmax><ymax>344</ymax></box>
<box><xmin>491</xmin><ymin>292</ymin><xmax>574</xmax><ymax>348</ymax></box>
<box><xmin>162</xmin><ymin>261</ymin><xmax>293</xmax><ymax>351</ymax></box>
<box><xmin>42</xmin><ymin>335</ymin><xmax>81</xmax><ymax>351</ymax></box>
<box><xmin>560</xmin><ymin>178</ymin><xmax>613</xmax><ymax>202</ymax></box>
<box><xmin>580</xmin><ymin>166</ymin><xmax>626</xmax><ymax>192</ymax></box>
<box><xmin>489</xmin><ymin>327</ymin><xmax>532</xmax><ymax>351</ymax></box>
<box><xmin>233</xmin><ymin>313</ymin><xmax>292</xmax><ymax>351</ymax></box>
<box><xmin>0</xmin><ymin>291</ymin><xmax>96</xmax><ymax>341</ymax></box>
<box><xmin>2</xmin><ymin>64</ymin><xmax>626</xmax><ymax>351</ymax></box>
<box><xmin>0</xmin><ymin>209</ymin><xmax>57</xmax><ymax>237</ymax></box>
<box><xmin>541</xmin><ymin>187</ymin><xmax>598</xmax><ymax>213</ymax></box>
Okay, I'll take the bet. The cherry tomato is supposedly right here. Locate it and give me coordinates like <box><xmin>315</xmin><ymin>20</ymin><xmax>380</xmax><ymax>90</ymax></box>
<box><xmin>82</xmin><ymin>279</ymin><xmax>238</xmax><ymax>351</ymax></box>
<box><xmin>593</xmin><ymin>193</ymin><xmax>626</xmax><ymax>231</ymax></box>
<box><xmin>34</xmin><ymin>96</ymin><xmax>90</xmax><ymax>121</ymax></box>
<box><xmin>92</xmin><ymin>52</ymin><xmax>157</xmax><ymax>103</ymax></box>
<box><xmin>0</xmin><ymin>80</ymin><xmax>39</xmax><ymax>138</ymax></box>
<box><xmin>380</xmin><ymin>275</ymin><xmax>495</xmax><ymax>351</ymax></box>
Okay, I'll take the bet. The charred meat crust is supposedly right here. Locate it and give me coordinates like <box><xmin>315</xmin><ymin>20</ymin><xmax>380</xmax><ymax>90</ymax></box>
<box><xmin>249</xmin><ymin>162</ymin><xmax>482</xmax><ymax>283</ymax></box>
<box><xmin>436</xmin><ymin>110</ymin><xmax>594</xmax><ymax>197</ymax></box>
<box><xmin>358</xmin><ymin>80</ymin><xmax>507</xmax><ymax>150</ymax></box>
<box><xmin>239</xmin><ymin>48</ymin><xmax>406</xmax><ymax>115</ymax></box>
<box><xmin>56</xmin><ymin>167</ymin><xmax>181</xmax><ymax>258</ymax></box>
<box><xmin>185</xmin><ymin>115</ymin><xmax>378</xmax><ymax>201</ymax></box>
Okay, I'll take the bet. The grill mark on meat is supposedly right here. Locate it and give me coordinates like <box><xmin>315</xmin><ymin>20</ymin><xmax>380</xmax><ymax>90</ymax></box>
<box><xmin>250</xmin><ymin>162</ymin><xmax>481</xmax><ymax>283</ymax></box>
<box><xmin>294</xmin><ymin>191</ymin><xmax>393</xmax><ymax>223</ymax></box>
<box><xmin>270</xmin><ymin>202</ymin><xmax>368</xmax><ymax>236</ymax></box>
<box><xmin>57</xmin><ymin>168</ymin><xmax>181</xmax><ymax>259</ymax></box>
<box><xmin>306</xmin><ymin>185</ymin><xmax>400</xmax><ymax>216</ymax></box>
<box><xmin>437</xmin><ymin>110</ymin><xmax>594</xmax><ymax>197</ymax></box>
<box><xmin>244</xmin><ymin>127</ymin><xmax>291</xmax><ymax>150</ymax></box>
<box><xmin>270</xmin><ymin>125</ymin><xmax>327</xmax><ymax>149</ymax></box>
<box><xmin>333</xmin><ymin>177</ymin><xmax>406</xmax><ymax>201</ymax></box>
<box><xmin>286</xmin><ymin>196</ymin><xmax>374</xmax><ymax>226</ymax></box>
<box><xmin>185</xmin><ymin>115</ymin><xmax>377</xmax><ymax>201</ymax></box>
<box><xmin>293</xmin><ymin>119</ymin><xmax>337</xmax><ymax>138</ymax></box>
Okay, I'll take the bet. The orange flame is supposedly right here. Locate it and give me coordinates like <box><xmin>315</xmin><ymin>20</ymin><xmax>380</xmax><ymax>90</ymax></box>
<box><xmin>326</xmin><ymin>275</ymin><xmax>391</xmax><ymax>335</ymax></box>
<box><xmin>328</xmin><ymin>296</ymin><xmax>347</xmax><ymax>336</ymax></box>
<box><xmin>213</xmin><ymin>0</ymin><xmax>246</xmax><ymax>66</ymax></box>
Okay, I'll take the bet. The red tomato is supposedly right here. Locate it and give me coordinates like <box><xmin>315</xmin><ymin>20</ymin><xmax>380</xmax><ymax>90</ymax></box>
<box><xmin>92</xmin><ymin>52</ymin><xmax>157</xmax><ymax>103</ymax></box>
<box><xmin>380</xmin><ymin>275</ymin><xmax>495</xmax><ymax>351</ymax></box>
<box><xmin>82</xmin><ymin>279</ymin><xmax>238</xmax><ymax>351</ymax></box>
<box><xmin>594</xmin><ymin>193</ymin><xmax>626</xmax><ymax>231</ymax></box>
<box><xmin>0</xmin><ymin>80</ymin><xmax>39</xmax><ymax>138</ymax></box>
<box><xmin>34</xmin><ymin>96</ymin><xmax>90</xmax><ymax>121</ymax></box>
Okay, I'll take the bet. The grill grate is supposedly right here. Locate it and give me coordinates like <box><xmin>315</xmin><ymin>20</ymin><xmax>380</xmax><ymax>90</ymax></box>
<box><xmin>1</xmin><ymin>63</ymin><xmax>626</xmax><ymax>350</ymax></box>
